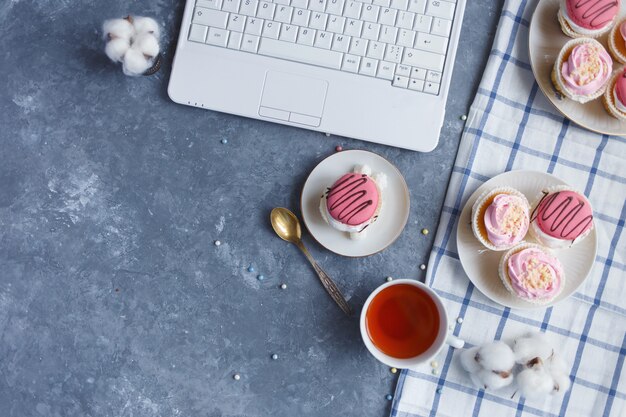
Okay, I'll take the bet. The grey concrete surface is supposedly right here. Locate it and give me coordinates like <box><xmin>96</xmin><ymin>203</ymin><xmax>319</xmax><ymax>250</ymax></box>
<box><xmin>0</xmin><ymin>1</ymin><xmax>504</xmax><ymax>416</ymax></box>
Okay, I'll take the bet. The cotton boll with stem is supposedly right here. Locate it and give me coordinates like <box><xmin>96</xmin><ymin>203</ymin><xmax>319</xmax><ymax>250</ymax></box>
<box><xmin>475</xmin><ymin>341</ymin><xmax>515</xmax><ymax>373</ymax></box>
<box><xmin>517</xmin><ymin>367</ymin><xmax>555</xmax><ymax>399</ymax></box>
<box><xmin>459</xmin><ymin>346</ymin><xmax>481</xmax><ymax>373</ymax></box>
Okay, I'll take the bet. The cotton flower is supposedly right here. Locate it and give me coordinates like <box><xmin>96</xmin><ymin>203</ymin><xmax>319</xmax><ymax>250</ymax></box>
<box><xmin>103</xmin><ymin>16</ymin><xmax>161</xmax><ymax>76</ymax></box>
<box><xmin>513</xmin><ymin>332</ymin><xmax>553</xmax><ymax>365</ymax></box>
<box><xmin>517</xmin><ymin>366</ymin><xmax>555</xmax><ymax>398</ymax></box>
<box><xmin>460</xmin><ymin>346</ymin><xmax>481</xmax><ymax>373</ymax></box>
<box><xmin>475</xmin><ymin>341</ymin><xmax>516</xmax><ymax>373</ymax></box>
<box><xmin>459</xmin><ymin>342</ymin><xmax>515</xmax><ymax>390</ymax></box>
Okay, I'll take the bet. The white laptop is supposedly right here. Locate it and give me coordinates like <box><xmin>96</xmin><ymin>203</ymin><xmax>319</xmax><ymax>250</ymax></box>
<box><xmin>168</xmin><ymin>0</ymin><xmax>466</xmax><ymax>152</ymax></box>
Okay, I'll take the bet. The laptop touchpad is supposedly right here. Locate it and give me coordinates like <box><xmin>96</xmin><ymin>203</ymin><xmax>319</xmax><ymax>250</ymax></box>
<box><xmin>259</xmin><ymin>71</ymin><xmax>328</xmax><ymax>127</ymax></box>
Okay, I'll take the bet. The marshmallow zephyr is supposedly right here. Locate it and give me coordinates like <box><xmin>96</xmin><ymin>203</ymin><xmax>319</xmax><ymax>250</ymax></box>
<box><xmin>102</xmin><ymin>15</ymin><xmax>162</xmax><ymax>76</ymax></box>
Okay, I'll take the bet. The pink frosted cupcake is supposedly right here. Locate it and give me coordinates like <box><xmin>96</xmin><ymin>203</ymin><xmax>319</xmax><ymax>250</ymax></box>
<box><xmin>603</xmin><ymin>67</ymin><xmax>626</xmax><ymax>119</ymax></box>
<box><xmin>499</xmin><ymin>243</ymin><xmax>565</xmax><ymax>305</ymax></box>
<box><xmin>319</xmin><ymin>166</ymin><xmax>385</xmax><ymax>239</ymax></box>
<box><xmin>529</xmin><ymin>186</ymin><xmax>594</xmax><ymax>249</ymax></box>
<box><xmin>471</xmin><ymin>187</ymin><xmax>530</xmax><ymax>251</ymax></box>
<box><xmin>608</xmin><ymin>19</ymin><xmax>626</xmax><ymax>64</ymax></box>
<box><xmin>558</xmin><ymin>0</ymin><xmax>620</xmax><ymax>38</ymax></box>
<box><xmin>552</xmin><ymin>38</ymin><xmax>613</xmax><ymax>103</ymax></box>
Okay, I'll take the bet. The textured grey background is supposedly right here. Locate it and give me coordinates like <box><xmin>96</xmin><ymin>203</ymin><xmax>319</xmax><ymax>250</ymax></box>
<box><xmin>0</xmin><ymin>1</ymin><xmax>503</xmax><ymax>416</ymax></box>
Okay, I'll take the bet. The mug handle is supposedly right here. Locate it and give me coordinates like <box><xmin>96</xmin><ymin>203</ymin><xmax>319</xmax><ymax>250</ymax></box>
<box><xmin>446</xmin><ymin>333</ymin><xmax>465</xmax><ymax>349</ymax></box>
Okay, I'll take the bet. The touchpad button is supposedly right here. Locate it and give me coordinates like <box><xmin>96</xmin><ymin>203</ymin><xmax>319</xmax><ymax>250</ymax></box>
<box><xmin>259</xmin><ymin>71</ymin><xmax>328</xmax><ymax>127</ymax></box>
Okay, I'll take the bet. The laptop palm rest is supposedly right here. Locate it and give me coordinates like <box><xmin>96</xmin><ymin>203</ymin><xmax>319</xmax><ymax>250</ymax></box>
<box><xmin>259</xmin><ymin>71</ymin><xmax>328</xmax><ymax>128</ymax></box>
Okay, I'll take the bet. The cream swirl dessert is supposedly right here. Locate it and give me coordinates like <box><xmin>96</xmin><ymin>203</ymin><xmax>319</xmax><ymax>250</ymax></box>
<box><xmin>604</xmin><ymin>67</ymin><xmax>626</xmax><ymax>119</ymax></box>
<box><xmin>558</xmin><ymin>0</ymin><xmax>620</xmax><ymax>38</ymax></box>
<box><xmin>553</xmin><ymin>39</ymin><xmax>613</xmax><ymax>103</ymax></box>
<box><xmin>484</xmin><ymin>194</ymin><xmax>530</xmax><ymax>248</ymax></box>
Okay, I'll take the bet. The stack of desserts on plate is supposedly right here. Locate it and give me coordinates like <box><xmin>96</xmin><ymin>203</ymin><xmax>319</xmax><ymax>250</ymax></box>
<box><xmin>552</xmin><ymin>0</ymin><xmax>626</xmax><ymax>120</ymax></box>
<box><xmin>471</xmin><ymin>185</ymin><xmax>594</xmax><ymax>305</ymax></box>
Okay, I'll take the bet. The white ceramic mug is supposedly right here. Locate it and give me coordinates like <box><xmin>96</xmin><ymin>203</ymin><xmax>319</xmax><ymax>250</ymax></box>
<box><xmin>360</xmin><ymin>279</ymin><xmax>465</xmax><ymax>369</ymax></box>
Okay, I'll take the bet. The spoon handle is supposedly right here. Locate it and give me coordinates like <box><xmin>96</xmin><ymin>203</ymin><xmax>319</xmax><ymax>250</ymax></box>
<box><xmin>296</xmin><ymin>241</ymin><xmax>352</xmax><ymax>316</ymax></box>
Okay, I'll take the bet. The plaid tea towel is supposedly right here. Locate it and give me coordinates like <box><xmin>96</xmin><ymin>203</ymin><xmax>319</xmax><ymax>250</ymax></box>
<box><xmin>391</xmin><ymin>1</ymin><xmax>626</xmax><ymax>416</ymax></box>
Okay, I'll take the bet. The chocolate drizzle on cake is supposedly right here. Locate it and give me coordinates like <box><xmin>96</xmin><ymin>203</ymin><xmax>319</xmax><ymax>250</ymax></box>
<box><xmin>326</xmin><ymin>174</ymin><xmax>374</xmax><ymax>224</ymax></box>
<box><xmin>573</xmin><ymin>0</ymin><xmax>619</xmax><ymax>28</ymax></box>
<box><xmin>530</xmin><ymin>191</ymin><xmax>593</xmax><ymax>239</ymax></box>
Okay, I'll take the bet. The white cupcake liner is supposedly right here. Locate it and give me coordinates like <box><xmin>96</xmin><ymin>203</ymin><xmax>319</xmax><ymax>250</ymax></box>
<box><xmin>557</xmin><ymin>2</ymin><xmax>614</xmax><ymax>39</ymax></box>
<box><xmin>529</xmin><ymin>185</ymin><xmax>594</xmax><ymax>249</ymax></box>
<box><xmin>499</xmin><ymin>242</ymin><xmax>565</xmax><ymax>305</ymax></box>
<box><xmin>602</xmin><ymin>69</ymin><xmax>626</xmax><ymax>120</ymax></box>
<box><xmin>608</xmin><ymin>19</ymin><xmax>626</xmax><ymax>64</ymax></box>
<box><xmin>471</xmin><ymin>186</ymin><xmax>530</xmax><ymax>251</ymax></box>
<box><xmin>552</xmin><ymin>38</ymin><xmax>611</xmax><ymax>103</ymax></box>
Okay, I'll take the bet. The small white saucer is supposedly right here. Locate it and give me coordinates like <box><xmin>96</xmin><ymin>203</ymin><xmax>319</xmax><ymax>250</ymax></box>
<box><xmin>456</xmin><ymin>170</ymin><xmax>597</xmax><ymax>309</ymax></box>
<box><xmin>300</xmin><ymin>150</ymin><xmax>410</xmax><ymax>258</ymax></box>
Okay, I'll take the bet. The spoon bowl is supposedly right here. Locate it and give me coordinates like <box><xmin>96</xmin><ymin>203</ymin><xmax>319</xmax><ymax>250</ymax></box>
<box><xmin>270</xmin><ymin>207</ymin><xmax>302</xmax><ymax>244</ymax></box>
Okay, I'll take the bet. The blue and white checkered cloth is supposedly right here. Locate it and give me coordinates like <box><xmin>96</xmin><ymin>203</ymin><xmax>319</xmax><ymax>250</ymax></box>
<box><xmin>391</xmin><ymin>1</ymin><xmax>626</xmax><ymax>416</ymax></box>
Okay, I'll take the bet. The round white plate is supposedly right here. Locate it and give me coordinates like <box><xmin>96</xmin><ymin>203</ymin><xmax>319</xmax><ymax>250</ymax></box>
<box><xmin>456</xmin><ymin>170</ymin><xmax>597</xmax><ymax>309</ymax></box>
<box><xmin>529</xmin><ymin>0</ymin><xmax>626</xmax><ymax>136</ymax></box>
<box><xmin>300</xmin><ymin>150</ymin><xmax>410</xmax><ymax>258</ymax></box>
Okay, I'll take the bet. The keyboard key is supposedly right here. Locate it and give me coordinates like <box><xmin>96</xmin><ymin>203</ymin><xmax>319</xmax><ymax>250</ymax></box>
<box><xmin>228</xmin><ymin>14</ymin><xmax>246</xmax><ymax>32</ymax></box>
<box><xmin>239</xmin><ymin>0</ymin><xmax>258</xmax><ymax>16</ymax></box>
<box><xmin>373</xmin><ymin>0</ymin><xmax>390</xmax><ymax>7</ymax></box>
<box><xmin>362</xmin><ymin>22</ymin><xmax>380</xmax><ymax>40</ymax></box>
<box><xmin>423</xmin><ymin>80</ymin><xmax>440</xmax><ymax>94</ymax></box>
<box><xmin>410</xmin><ymin>66</ymin><xmax>426</xmax><ymax>79</ymax></box>
<box><xmin>245</xmin><ymin>17</ymin><xmax>264</xmax><ymax>35</ymax></box>
<box><xmin>332</xmin><ymin>33</ymin><xmax>351</xmax><ymax>52</ymax></box>
<box><xmin>413</xmin><ymin>14</ymin><xmax>432</xmax><ymax>32</ymax></box>
<box><xmin>227</xmin><ymin>30</ymin><xmax>243</xmax><ymax>48</ymax></box>
<box><xmin>430</xmin><ymin>17</ymin><xmax>451</xmax><ymax>36</ymax></box>
<box><xmin>379</xmin><ymin>25</ymin><xmax>397</xmax><ymax>43</ymax></box>
<box><xmin>279</xmin><ymin>24</ymin><xmax>298</xmax><ymax>42</ymax></box>
<box><xmin>397</xmin><ymin>29</ymin><xmax>415</xmax><ymax>47</ymax></box>
<box><xmin>361</xmin><ymin>4</ymin><xmax>380</xmax><ymax>22</ymax></box>
<box><xmin>376</xmin><ymin>61</ymin><xmax>395</xmax><ymax>79</ymax></box>
<box><xmin>342</xmin><ymin>54</ymin><xmax>361</xmax><ymax>72</ymax></box>
<box><xmin>314</xmin><ymin>30</ymin><xmax>333</xmax><ymax>48</ymax></box>
<box><xmin>415</xmin><ymin>32</ymin><xmax>447</xmax><ymax>53</ymax></box>
<box><xmin>292</xmin><ymin>8</ymin><xmax>311</xmax><ymax>26</ymax></box>
<box><xmin>407</xmin><ymin>0</ymin><xmax>426</xmax><ymax>13</ymax></box>
<box><xmin>241</xmin><ymin>33</ymin><xmax>260</xmax><ymax>51</ymax></box>
<box><xmin>402</xmin><ymin>47</ymin><xmax>444</xmax><ymax>70</ymax></box>
<box><xmin>426</xmin><ymin>69</ymin><xmax>442</xmax><ymax>83</ymax></box>
<box><xmin>188</xmin><ymin>24</ymin><xmax>208</xmax><ymax>42</ymax></box>
<box><xmin>259</xmin><ymin>37</ymin><xmax>343</xmax><ymax>68</ymax></box>
<box><xmin>310</xmin><ymin>0</ymin><xmax>327</xmax><ymax>12</ymax></box>
<box><xmin>292</xmin><ymin>0</ymin><xmax>309</xmax><ymax>8</ymax></box>
<box><xmin>326</xmin><ymin>0</ymin><xmax>345</xmax><ymax>15</ymax></box>
<box><xmin>392</xmin><ymin>75</ymin><xmax>409</xmax><ymax>88</ymax></box>
<box><xmin>222</xmin><ymin>0</ymin><xmax>241</xmax><ymax>12</ymax></box>
<box><xmin>310</xmin><ymin>12</ymin><xmax>328</xmax><ymax>29</ymax></box>
<box><xmin>257</xmin><ymin>1</ymin><xmax>276</xmax><ymax>19</ymax></box>
<box><xmin>297</xmin><ymin>27</ymin><xmax>316</xmax><ymax>45</ymax></box>
<box><xmin>395</xmin><ymin>63</ymin><xmax>410</xmax><ymax>76</ymax></box>
<box><xmin>327</xmin><ymin>15</ymin><xmax>345</xmax><ymax>32</ymax></box>
<box><xmin>275</xmin><ymin>0</ymin><xmax>290</xmax><ymax>4</ymax></box>
<box><xmin>275</xmin><ymin>5</ymin><xmax>294</xmax><ymax>22</ymax></box>
<box><xmin>349</xmin><ymin>37</ymin><xmax>368</xmax><ymax>55</ymax></box>
<box><xmin>344</xmin><ymin>1</ymin><xmax>363</xmax><ymax>18</ymax></box>
<box><xmin>396</xmin><ymin>10</ymin><xmax>415</xmax><ymax>29</ymax></box>
<box><xmin>366</xmin><ymin>40</ymin><xmax>385</xmax><ymax>59</ymax></box>
<box><xmin>193</xmin><ymin>7</ymin><xmax>229</xmax><ymax>28</ymax></box>
<box><xmin>384</xmin><ymin>44</ymin><xmax>403</xmax><ymax>62</ymax></box>
<box><xmin>390</xmin><ymin>0</ymin><xmax>408</xmax><ymax>10</ymax></box>
<box><xmin>359</xmin><ymin>57</ymin><xmax>378</xmax><ymax>76</ymax></box>
<box><xmin>263</xmin><ymin>20</ymin><xmax>281</xmax><ymax>38</ymax></box>
<box><xmin>425</xmin><ymin>0</ymin><xmax>454</xmax><ymax>19</ymax></box>
<box><xmin>344</xmin><ymin>19</ymin><xmax>363</xmax><ymax>36</ymax></box>
<box><xmin>378</xmin><ymin>8</ymin><xmax>397</xmax><ymax>25</ymax></box>
<box><xmin>408</xmin><ymin>78</ymin><xmax>424</xmax><ymax>91</ymax></box>
<box><xmin>207</xmin><ymin>27</ymin><xmax>229</xmax><ymax>46</ymax></box>
<box><xmin>198</xmin><ymin>0</ymin><xmax>223</xmax><ymax>9</ymax></box>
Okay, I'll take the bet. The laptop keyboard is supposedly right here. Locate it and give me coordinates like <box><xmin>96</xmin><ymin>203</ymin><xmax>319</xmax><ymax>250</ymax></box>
<box><xmin>187</xmin><ymin>0</ymin><xmax>456</xmax><ymax>95</ymax></box>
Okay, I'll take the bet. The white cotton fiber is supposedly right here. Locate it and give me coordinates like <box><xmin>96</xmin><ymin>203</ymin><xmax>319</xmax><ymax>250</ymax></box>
<box><xmin>132</xmin><ymin>33</ymin><xmax>160</xmax><ymax>59</ymax></box>
<box><xmin>104</xmin><ymin>37</ymin><xmax>130</xmax><ymax>62</ymax></box>
<box><xmin>547</xmin><ymin>353</ymin><xmax>568</xmax><ymax>374</ymax></box>
<box><xmin>103</xmin><ymin>18</ymin><xmax>134</xmax><ymax>40</ymax></box>
<box><xmin>122</xmin><ymin>47</ymin><xmax>152</xmax><ymax>76</ymax></box>
<box><xmin>551</xmin><ymin>371</ymin><xmax>571</xmax><ymax>394</ymax></box>
<box><xmin>459</xmin><ymin>347</ymin><xmax>481</xmax><ymax>373</ymax></box>
<box><xmin>132</xmin><ymin>16</ymin><xmax>160</xmax><ymax>37</ymax></box>
<box><xmin>475</xmin><ymin>342</ymin><xmax>515</xmax><ymax>372</ymax></box>
<box><xmin>475</xmin><ymin>369</ymin><xmax>514</xmax><ymax>390</ymax></box>
<box><xmin>513</xmin><ymin>332</ymin><xmax>554</xmax><ymax>365</ymax></box>
<box><xmin>517</xmin><ymin>367</ymin><xmax>555</xmax><ymax>399</ymax></box>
